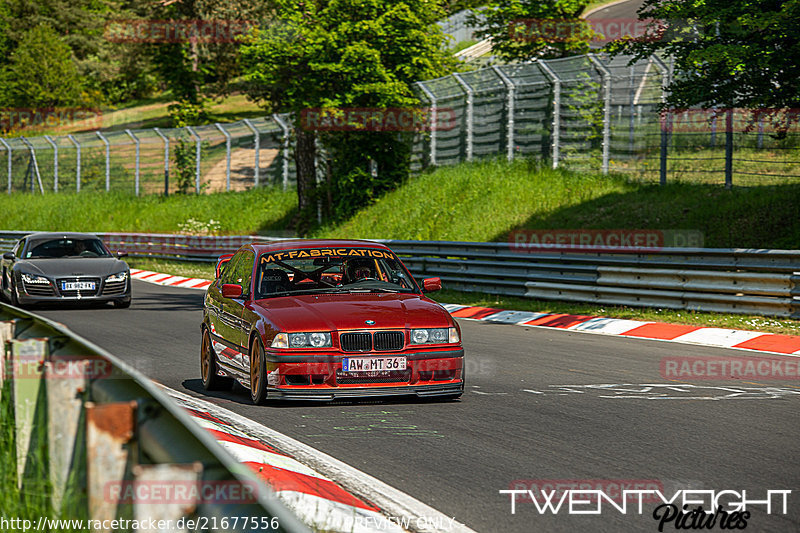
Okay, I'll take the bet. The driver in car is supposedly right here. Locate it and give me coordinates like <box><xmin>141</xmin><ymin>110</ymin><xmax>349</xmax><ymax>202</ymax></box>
<box><xmin>342</xmin><ymin>258</ymin><xmax>378</xmax><ymax>284</ymax></box>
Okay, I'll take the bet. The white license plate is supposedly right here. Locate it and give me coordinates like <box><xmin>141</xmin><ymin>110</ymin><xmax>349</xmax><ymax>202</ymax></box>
<box><xmin>342</xmin><ymin>356</ymin><xmax>407</xmax><ymax>373</ymax></box>
<box><xmin>62</xmin><ymin>281</ymin><xmax>95</xmax><ymax>291</ymax></box>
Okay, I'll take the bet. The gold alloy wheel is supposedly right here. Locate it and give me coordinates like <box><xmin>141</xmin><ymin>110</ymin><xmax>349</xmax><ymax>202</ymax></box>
<box><xmin>201</xmin><ymin>331</ymin><xmax>211</xmax><ymax>383</ymax></box>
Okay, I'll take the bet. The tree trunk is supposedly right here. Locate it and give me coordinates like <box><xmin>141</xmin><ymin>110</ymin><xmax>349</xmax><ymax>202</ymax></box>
<box><xmin>294</xmin><ymin>127</ymin><xmax>317</xmax><ymax>236</ymax></box>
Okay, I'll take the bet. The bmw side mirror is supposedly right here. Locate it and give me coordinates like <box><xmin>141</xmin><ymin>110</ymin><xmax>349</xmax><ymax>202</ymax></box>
<box><xmin>422</xmin><ymin>277</ymin><xmax>442</xmax><ymax>293</ymax></box>
<box><xmin>2</xmin><ymin>252</ymin><xmax>14</xmax><ymax>261</ymax></box>
<box><xmin>116</xmin><ymin>251</ymin><xmax>129</xmax><ymax>259</ymax></box>
<box><xmin>222</xmin><ymin>284</ymin><xmax>243</xmax><ymax>299</ymax></box>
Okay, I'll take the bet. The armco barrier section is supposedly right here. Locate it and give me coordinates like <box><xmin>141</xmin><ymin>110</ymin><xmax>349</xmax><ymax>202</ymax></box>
<box><xmin>0</xmin><ymin>302</ymin><xmax>309</xmax><ymax>533</ymax></box>
<box><xmin>1</xmin><ymin>231</ymin><xmax>798</xmax><ymax>317</ymax></box>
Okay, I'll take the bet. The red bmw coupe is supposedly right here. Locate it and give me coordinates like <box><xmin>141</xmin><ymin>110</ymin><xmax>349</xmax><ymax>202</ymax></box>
<box><xmin>201</xmin><ymin>239</ymin><xmax>464</xmax><ymax>403</ymax></box>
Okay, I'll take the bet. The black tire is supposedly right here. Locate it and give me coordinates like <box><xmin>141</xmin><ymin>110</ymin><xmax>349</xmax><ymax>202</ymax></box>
<box><xmin>250</xmin><ymin>337</ymin><xmax>269</xmax><ymax>405</ymax></box>
<box><xmin>201</xmin><ymin>328</ymin><xmax>231</xmax><ymax>391</ymax></box>
<box><xmin>113</xmin><ymin>299</ymin><xmax>131</xmax><ymax>309</ymax></box>
<box><xmin>10</xmin><ymin>277</ymin><xmax>20</xmax><ymax>307</ymax></box>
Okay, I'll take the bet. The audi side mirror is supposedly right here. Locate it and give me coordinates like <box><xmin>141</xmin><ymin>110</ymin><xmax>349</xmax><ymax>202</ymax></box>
<box><xmin>2</xmin><ymin>252</ymin><xmax>14</xmax><ymax>261</ymax></box>
<box><xmin>116</xmin><ymin>251</ymin><xmax>129</xmax><ymax>259</ymax></box>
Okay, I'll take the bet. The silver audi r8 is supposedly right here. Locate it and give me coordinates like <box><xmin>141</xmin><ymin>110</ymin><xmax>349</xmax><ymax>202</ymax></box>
<box><xmin>0</xmin><ymin>232</ymin><xmax>131</xmax><ymax>308</ymax></box>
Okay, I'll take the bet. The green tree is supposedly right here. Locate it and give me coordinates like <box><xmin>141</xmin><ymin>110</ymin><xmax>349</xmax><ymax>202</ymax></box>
<box><xmin>606</xmin><ymin>0</ymin><xmax>800</xmax><ymax>110</ymax></box>
<box><xmin>3</xmin><ymin>25</ymin><xmax>83</xmax><ymax>108</ymax></box>
<box><xmin>470</xmin><ymin>0</ymin><xmax>591</xmax><ymax>62</ymax></box>
<box><xmin>239</xmin><ymin>0</ymin><xmax>454</xmax><ymax>233</ymax></box>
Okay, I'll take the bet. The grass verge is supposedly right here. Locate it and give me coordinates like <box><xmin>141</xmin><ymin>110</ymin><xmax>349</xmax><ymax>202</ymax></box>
<box><xmin>126</xmin><ymin>258</ymin><xmax>800</xmax><ymax>336</ymax></box>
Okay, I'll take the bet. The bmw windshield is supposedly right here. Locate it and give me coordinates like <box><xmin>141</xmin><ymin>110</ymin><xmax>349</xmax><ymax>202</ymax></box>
<box><xmin>255</xmin><ymin>248</ymin><xmax>418</xmax><ymax>298</ymax></box>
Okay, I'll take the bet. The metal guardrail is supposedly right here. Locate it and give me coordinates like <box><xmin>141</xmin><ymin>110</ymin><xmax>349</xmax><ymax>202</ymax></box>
<box><xmin>0</xmin><ymin>301</ymin><xmax>309</xmax><ymax>532</ymax></box>
<box><xmin>2</xmin><ymin>231</ymin><xmax>798</xmax><ymax>318</ymax></box>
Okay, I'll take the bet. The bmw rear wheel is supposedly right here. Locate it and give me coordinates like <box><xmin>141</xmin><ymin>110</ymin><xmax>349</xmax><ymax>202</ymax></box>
<box><xmin>250</xmin><ymin>338</ymin><xmax>269</xmax><ymax>405</ymax></box>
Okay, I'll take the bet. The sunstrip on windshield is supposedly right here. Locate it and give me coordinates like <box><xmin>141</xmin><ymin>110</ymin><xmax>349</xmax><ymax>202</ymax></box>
<box><xmin>260</xmin><ymin>248</ymin><xmax>394</xmax><ymax>263</ymax></box>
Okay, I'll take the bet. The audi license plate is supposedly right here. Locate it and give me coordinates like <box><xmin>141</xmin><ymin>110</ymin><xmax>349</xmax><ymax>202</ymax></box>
<box><xmin>342</xmin><ymin>356</ymin><xmax>407</xmax><ymax>373</ymax></box>
<box><xmin>62</xmin><ymin>281</ymin><xmax>95</xmax><ymax>291</ymax></box>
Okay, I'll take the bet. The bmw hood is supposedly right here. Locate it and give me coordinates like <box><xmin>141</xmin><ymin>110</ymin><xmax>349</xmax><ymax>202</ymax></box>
<box><xmin>18</xmin><ymin>258</ymin><xmax>128</xmax><ymax>278</ymax></box>
<box><xmin>253</xmin><ymin>293</ymin><xmax>454</xmax><ymax>332</ymax></box>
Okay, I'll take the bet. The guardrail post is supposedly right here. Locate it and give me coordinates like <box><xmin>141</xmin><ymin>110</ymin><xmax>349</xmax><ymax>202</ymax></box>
<box><xmin>153</xmin><ymin>128</ymin><xmax>170</xmax><ymax>196</ymax></box>
<box><xmin>96</xmin><ymin>131</ymin><xmax>111</xmax><ymax>192</ymax></box>
<box><xmin>132</xmin><ymin>463</ymin><xmax>203</xmax><ymax>530</ymax></box>
<box><xmin>452</xmin><ymin>72</ymin><xmax>474</xmax><ymax>162</ymax></box>
<box><xmin>125</xmin><ymin>129</ymin><xmax>140</xmax><ymax>196</ymax></box>
<box><xmin>186</xmin><ymin>126</ymin><xmax>202</xmax><ymax>194</ymax></box>
<box><xmin>45</xmin><ymin>355</ymin><xmax>90</xmax><ymax>512</ymax></box>
<box><xmin>538</xmin><ymin>60</ymin><xmax>561</xmax><ymax>169</ymax></box>
<box><xmin>416</xmin><ymin>81</ymin><xmax>437</xmax><ymax>167</ymax></box>
<box><xmin>44</xmin><ymin>135</ymin><xmax>58</xmax><ymax>192</ymax></box>
<box><xmin>273</xmin><ymin>114</ymin><xmax>290</xmax><ymax>191</ymax></box>
<box><xmin>725</xmin><ymin>108</ymin><xmax>733</xmax><ymax>189</ymax></box>
<box><xmin>0</xmin><ymin>320</ymin><xmax>15</xmax><ymax>395</ymax></box>
<box><xmin>589</xmin><ymin>55</ymin><xmax>611</xmax><ymax>174</ymax></box>
<box><xmin>9</xmin><ymin>338</ymin><xmax>49</xmax><ymax>489</ymax></box>
<box><xmin>86</xmin><ymin>400</ymin><xmax>138</xmax><ymax>529</ymax></box>
<box><xmin>215</xmin><ymin>123</ymin><xmax>232</xmax><ymax>192</ymax></box>
<box><xmin>492</xmin><ymin>66</ymin><xmax>516</xmax><ymax>161</ymax></box>
<box><xmin>68</xmin><ymin>134</ymin><xmax>82</xmax><ymax>192</ymax></box>
<box><xmin>243</xmin><ymin>119</ymin><xmax>260</xmax><ymax>187</ymax></box>
<box><xmin>0</xmin><ymin>138</ymin><xmax>11</xmax><ymax>194</ymax></box>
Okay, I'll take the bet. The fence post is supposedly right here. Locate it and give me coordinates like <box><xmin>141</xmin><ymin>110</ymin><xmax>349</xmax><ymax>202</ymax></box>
<box><xmin>125</xmin><ymin>129</ymin><xmax>140</xmax><ymax>196</ymax></box>
<box><xmin>725</xmin><ymin>108</ymin><xmax>733</xmax><ymax>189</ymax></box>
<box><xmin>416</xmin><ymin>81</ymin><xmax>438</xmax><ymax>167</ymax></box>
<box><xmin>652</xmin><ymin>55</ymin><xmax>670</xmax><ymax>185</ymax></box>
<box><xmin>628</xmin><ymin>65</ymin><xmax>635</xmax><ymax>155</ymax></box>
<box><xmin>67</xmin><ymin>134</ymin><xmax>81</xmax><ymax>192</ymax></box>
<box><xmin>538</xmin><ymin>60</ymin><xmax>561</xmax><ymax>169</ymax></box>
<box><xmin>757</xmin><ymin>113</ymin><xmax>764</xmax><ymax>149</ymax></box>
<box><xmin>96</xmin><ymin>131</ymin><xmax>110</xmax><ymax>192</ymax></box>
<box><xmin>153</xmin><ymin>128</ymin><xmax>170</xmax><ymax>196</ymax></box>
<box><xmin>186</xmin><ymin>126</ymin><xmax>202</xmax><ymax>194</ymax></box>
<box><xmin>272</xmin><ymin>114</ymin><xmax>290</xmax><ymax>191</ymax></box>
<box><xmin>452</xmin><ymin>72</ymin><xmax>474</xmax><ymax>162</ymax></box>
<box><xmin>492</xmin><ymin>66</ymin><xmax>515</xmax><ymax>161</ymax></box>
<box><xmin>20</xmin><ymin>137</ymin><xmax>44</xmax><ymax>194</ymax></box>
<box><xmin>243</xmin><ymin>119</ymin><xmax>260</xmax><ymax>187</ymax></box>
<box><xmin>215</xmin><ymin>123</ymin><xmax>232</xmax><ymax>192</ymax></box>
<box><xmin>44</xmin><ymin>135</ymin><xmax>58</xmax><ymax>192</ymax></box>
<box><xmin>589</xmin><ymin>55</ymin><xmax>611</xmax><ymax>174</ymax></box>
<box><xmin>0</xmin><ymin>138</ymin><xmax>12</xmax><ymax>194</ymax></box>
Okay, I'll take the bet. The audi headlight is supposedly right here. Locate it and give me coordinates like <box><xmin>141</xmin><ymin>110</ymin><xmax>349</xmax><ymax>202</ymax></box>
<box><xmin>271</xmin><ymin>332</ymin><xmax>332</xmax><ymax>349</ymax></box>
<box><xmin>106</xmin><ymin>271</ymin><xmax>128</xmax><ymax>283</ymax></box>
<box><xmin>410</xmin><ymin>327</ymin><xmax>459</xmax><ymax>345</ymax></box>
<box><xmin>21</xmin><ymin>273</ymin><xmax>49</xmax><ymax>285</ymax></box>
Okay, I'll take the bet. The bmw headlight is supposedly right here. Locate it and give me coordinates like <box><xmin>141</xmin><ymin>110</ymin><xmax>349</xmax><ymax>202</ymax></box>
<box><xmin>271</xmin><ymin>332</ymin><xmax>332</xmax><ymax>349</ymax></box>
<box><xmin>21</xmin><ymin>273</ymin><xmax>50</xmax><ymax>285</ymax></box>
<box><xmin>106</xmin><ymin>271</ymin><xmax>128</xmax><ymax>283</ymax></box>
<box><xmin>410</xmin><ymin>327</ymin><xmax>459</xmax><ymax>345</ymax></box>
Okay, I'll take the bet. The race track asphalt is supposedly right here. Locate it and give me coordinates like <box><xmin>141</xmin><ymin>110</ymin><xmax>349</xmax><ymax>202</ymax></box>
<box><xmin>37</xmin><ymin>280</ymin><xmax>800</xmax><ymax>532</ymax></box>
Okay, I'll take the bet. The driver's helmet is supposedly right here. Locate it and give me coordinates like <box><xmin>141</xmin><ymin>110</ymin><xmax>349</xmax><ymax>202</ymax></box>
<box><xmin>344</xmin><ymin>258</ymin><xmax>377</xmax><ymax>283</ymax></box>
